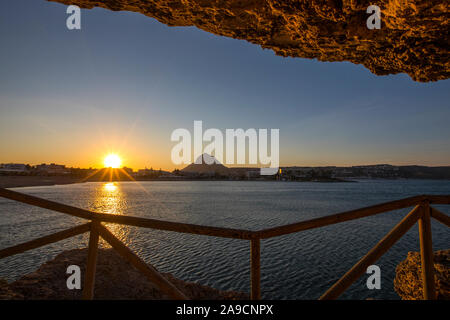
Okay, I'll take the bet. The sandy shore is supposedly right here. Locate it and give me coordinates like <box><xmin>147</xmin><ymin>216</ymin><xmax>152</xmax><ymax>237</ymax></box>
<box><xmin>0</xmin><ymin>176</ymin><xmax>80</xmax><ymax>188</ymax></box>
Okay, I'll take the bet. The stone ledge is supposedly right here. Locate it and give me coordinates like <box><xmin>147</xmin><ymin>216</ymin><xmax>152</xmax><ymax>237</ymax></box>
<box><xmin>0</xmin><ymin>248</ymin><xmax>248</xmax><ymax>300</ymax></box>
<box><xmin>394</xmin><ymin>249</ymin><xmax>449</xmax><ymax>300</ymax></box>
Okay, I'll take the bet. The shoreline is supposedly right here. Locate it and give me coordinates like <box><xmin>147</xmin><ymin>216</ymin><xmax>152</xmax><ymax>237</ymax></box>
<box><xmin>0</xmin><ymin>176</ymin><xmax>81</xmax><ymax>189</ymax></box>
<box><xmin>2</xmin><ymin>175</ymin><xmax>448</xmax><ymax>189</ymax></box>
<box><xmin>0</xmin><ymin>175</ymin><xmax>354</xmax><ymax>189</ymax></box>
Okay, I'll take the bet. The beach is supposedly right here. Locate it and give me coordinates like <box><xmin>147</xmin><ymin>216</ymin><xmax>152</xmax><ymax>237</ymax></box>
<box><xmin>0</xmin><ymin>176</ymin><xmax>79</xmax><ymax>188</ymax></box>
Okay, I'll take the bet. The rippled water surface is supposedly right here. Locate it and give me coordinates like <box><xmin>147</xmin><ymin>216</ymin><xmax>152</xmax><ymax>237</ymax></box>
<box><xmin>0</xmin><ymin>180</ymin><xmax>449</xmax><ymax>299</ymax></box>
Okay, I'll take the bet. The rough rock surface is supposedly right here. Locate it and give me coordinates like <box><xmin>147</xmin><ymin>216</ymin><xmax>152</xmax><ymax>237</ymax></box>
<box><xmin>394</xmin><ymin>249</ymin><xmax>449</xmax><ymax>300</ymax></box>
<box><xmin>0</xmin><ymin>248</ymin><xmax>248</xmax><ymax>299</ymax></box>
<box><xmin>49</xmin><ymin>0</ymin><xmax>449</xmax><ymax>82</ymax></box>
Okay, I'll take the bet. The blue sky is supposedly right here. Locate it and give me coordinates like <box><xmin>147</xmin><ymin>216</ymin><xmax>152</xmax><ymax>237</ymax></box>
<box><xmin>1</xmin><ymin>0</ymin><xmax>449</xmax><ymax>169</ymax></box>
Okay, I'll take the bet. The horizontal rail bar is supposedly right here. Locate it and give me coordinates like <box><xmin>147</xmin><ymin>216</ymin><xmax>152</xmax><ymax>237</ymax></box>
<box><xmin>319</xmin><ymin>205</ymin><xmax>421</xmax><ymax>300</ymax></box>
<box><xmin>1</xmin><ymin>188</ymin><xmax>448</xmax><ymax>241</ymax></box>
<box><xmin>94</xmin><ymin>213</ymin><xmax>256</xmax><ymax>240</ymax></box>
<box><xmin>0</xmin><ymin>188</ymin><xmax>256</xmax><ymax>240</ymax></box>
<box><xmin>97</xmin><ymin>224</ymin><xmax>188</xmax><ymax>300</ymax></box>
<box><xmin>430</xmin><ymin>207</ymin><xmax>450</xmax><ymax>227</ymax></box>
<box><xmin>258</xmin><ymin>195</ymin><xmax>426</xmax><ymax>239</ymax></box>
<box><xmin>425</xmin><ymin>195</ymin><xmax>450</xmax><ymax>205</ymax></box>
<box><xmin>0</xmin><ymin>223</ymin><xmax>91</xmax><ymax>259</ymax></box>
<box><xmin>0</xmin><ymin>188</ymin><xmax>94</xmax><ymax>220</ymax></box>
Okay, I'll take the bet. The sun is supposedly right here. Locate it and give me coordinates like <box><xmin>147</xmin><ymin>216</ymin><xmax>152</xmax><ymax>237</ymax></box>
<box><xmin>104</xmin><ymin>154</ymin><xmax>122</xmax><ymax>168</ymax></box>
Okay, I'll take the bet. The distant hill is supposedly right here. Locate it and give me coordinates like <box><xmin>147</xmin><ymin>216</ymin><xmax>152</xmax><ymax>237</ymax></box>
<box><xmin>181</xmin><ymin>154</ymin><xmax>230</xmax><ymax>175</ymax></box>
<box><xmin>398</xmin><ymin>166</ymin><xmax>450</xmax><ymax>180</ymax></box>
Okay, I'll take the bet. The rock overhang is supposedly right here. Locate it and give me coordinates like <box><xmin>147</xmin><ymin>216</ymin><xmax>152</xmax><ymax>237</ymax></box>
<box><xmin>50</xmin><ymin>0</ymin><xmax>449</xmax><ymax>82</ymax></box>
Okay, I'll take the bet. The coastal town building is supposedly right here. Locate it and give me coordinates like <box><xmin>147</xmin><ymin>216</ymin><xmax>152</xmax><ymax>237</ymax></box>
<box><xmin>36</xmin><ymin>163</ymin><xmax>70</xmax><ymax>175</ymax></box>
<box><xmin>0</xmin><ymin>163</ymin><xmax>29</xmax><ymax>173</ymax></box>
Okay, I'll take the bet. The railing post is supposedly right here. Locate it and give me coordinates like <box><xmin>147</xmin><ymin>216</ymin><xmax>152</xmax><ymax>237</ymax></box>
<box><xmin>320</xmin><ymin>205</ymin><xmax>421</xmax><ymax>300</ymax></box>
<box><xmin>418</xmin><ymin>202</ymin><xmax>436</xmax><ymax>300</ymax></box>
<box><xmin>250</xmin><ymin>238</ymin><xmax>261</xmax><ymax>300</ymax></box>
<box><xmin>82</xmin><ymin>221</ymin><xmax>100</xmax><ymax>300</ymax></box>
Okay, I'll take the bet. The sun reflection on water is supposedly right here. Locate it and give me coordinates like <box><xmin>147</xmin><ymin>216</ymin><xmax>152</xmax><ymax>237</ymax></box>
<box><xmin>104</xmin><ymin>182</ymin><xmax>118</xmax><ymax>192</ymax></box>
<box><xmin>92</xmin><ymin>182</ymin><xmax>131</xmax><ymax>246</ymax></box>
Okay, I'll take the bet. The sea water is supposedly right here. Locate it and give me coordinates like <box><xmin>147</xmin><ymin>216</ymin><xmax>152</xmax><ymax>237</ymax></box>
<box><xmin>0</xmin><ymin>180</ymin><xmax>449</xmax><ymax>299</ymax></box>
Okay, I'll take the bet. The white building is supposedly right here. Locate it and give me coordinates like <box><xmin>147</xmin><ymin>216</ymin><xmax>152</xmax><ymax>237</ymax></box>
<box><xmin>36</xmin><ymin>163</ymin><xmax>69</xmax><ymax>174</ymax></box>
<box><xmin>0</xmin><ymin>163</ymin><xmax>28</xmax><ymax>173</ymax></box>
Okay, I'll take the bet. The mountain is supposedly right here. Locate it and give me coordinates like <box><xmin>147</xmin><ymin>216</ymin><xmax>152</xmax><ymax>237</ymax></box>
<box><xmin>181</xmin><ymin>154</ymin><xmax>229</xmax><ymax>175</ymax></box>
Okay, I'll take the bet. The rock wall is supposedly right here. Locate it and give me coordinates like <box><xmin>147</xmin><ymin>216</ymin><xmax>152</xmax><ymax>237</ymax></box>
<box><xmin>48</xmin><ymin>0</ymin><xmax>449</xmax><ymax>82</ymax></box>
<box><xmin>394</xmin><ymin>249</ymin><xmax>449</xmax><ymax>300</ymax></box>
